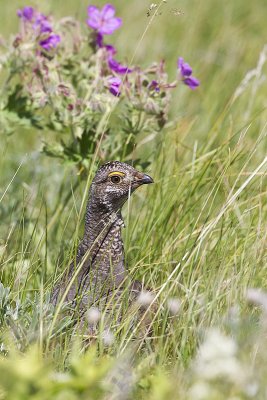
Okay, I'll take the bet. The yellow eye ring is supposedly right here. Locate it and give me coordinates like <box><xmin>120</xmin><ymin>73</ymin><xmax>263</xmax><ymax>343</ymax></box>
<box><xmin>110</xmin><ymin>175</ymin><xmax>122</xmax><ymax>184</ymax></box>
<box><xmin>108</xmin><ymin>171</ymin><xmax>125</xmax><ymax>177</ymax></box>
<box><xmin>108</xmin><ymin>171</ymin><xmax>125</xmax><ymax>184</ymax></box>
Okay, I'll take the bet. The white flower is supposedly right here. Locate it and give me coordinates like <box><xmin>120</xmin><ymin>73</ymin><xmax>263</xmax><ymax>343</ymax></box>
<box><xmin>188</xmin><ymin>381</ymin><xmax>213</xmax><ymax>400</ymax></box>
<box><xmin>194</xmin><ymin>328</ymin><xmax>244</xmax><ymax>382</ymax></box>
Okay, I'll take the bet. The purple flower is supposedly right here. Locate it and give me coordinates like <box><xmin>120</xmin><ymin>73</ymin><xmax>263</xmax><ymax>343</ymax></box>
<box><xmin>34</xmin><ymin>14</ymin><xmax>52</xmax><ymax>33</ymax></box>
<box><xmin>16</xmin><ymin>7</ymin><xmax>60</xmax><ymax>57</ymax></box>
<box><xmin>17</xmin><ymin>6</ymin><xmax>34</xmax><ymax>21</ymax></box>
<box><xmin>87</xmin><ymin>4</ymin><xmax>122</xmax><ymax>35</ymax></box>
<box><xmin>148</xmin><ymin>80</ymin><xmax>160</xmax><ymax>92</ymax></box>
<box><xmin>39</xmin><ymin>34</ymin><xmax>61</xmax><ymax>51</ymax></box>
<box><xmin>17</xmin><ymin>7</ymin><xmax>53</xmax><ymax>34</ymax></box>
<box><xmin>105</xmin><ymin>43</ymin><xmax>131</xmax><ymax>75</ymax></box>
<box><xmin>183</xmin><ymin>77</ymin><xmax>200</xmax><ymax>90</ymax></box>
<box><xmin>105</xmin><ymin>44</ymin><xmax>116</xmax><ymax>55</ymax></box>
<box><xmin>108</xmin><ymin>58</ymin><xmax>132</xmax><ymax>74</ymax></box>
<box><xmin>178</xmin><ymin>57</ymin><xmax>192</xmax><ymax>77</ymax></box>
<box><xmin>108</xmin><ymin>77</ymin><xmax>121</xmax><ymax>96</ymax></box>
<box><xmin>94</xmin><ymin>32</ymin><xmax>117</xmax><ymax>54</ymax></box>
<box><xmin>178</xmin><ymin>57</ymin><xmax>200</xmax><ymax>90</ymax></box>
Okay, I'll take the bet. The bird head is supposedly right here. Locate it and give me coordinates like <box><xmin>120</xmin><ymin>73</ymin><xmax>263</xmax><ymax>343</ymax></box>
<box><xmin>90</xmin><ymin>161</ymin><xmax>153</xmax><ymax>212</ymax></box>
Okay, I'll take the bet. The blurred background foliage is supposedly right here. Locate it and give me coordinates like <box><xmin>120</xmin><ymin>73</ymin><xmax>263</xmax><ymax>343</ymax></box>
<box><xmin>1</xmin><ymin>0</ymin><xmax>267</xmax><ymax>149</ymax></box>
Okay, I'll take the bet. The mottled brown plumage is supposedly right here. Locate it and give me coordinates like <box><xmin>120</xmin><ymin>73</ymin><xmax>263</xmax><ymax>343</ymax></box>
<box><xmin>51</xmin><ymin>161</ymin><xmax>153</xmax><ymax>317</ymax></box>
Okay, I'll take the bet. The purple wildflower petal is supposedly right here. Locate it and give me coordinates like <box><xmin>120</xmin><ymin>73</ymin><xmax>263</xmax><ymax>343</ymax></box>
<box><xmin>183</xmin><ymin>76</ymin><xmax>200</xmax><ymax>90</ymax></box>
<box><xmin>178</xmin><ymin>57</ymin><xmax>200</xmax><ymax>89</ymax></box>
<box><xmin>105</xmin><ymin>44</ymin><xmax>116</xmax><ymax>55</ymax></box>
<box><xmin>100</xmin><ymin>17</ymin><xmax>122</xmax><ymax>35</ymax></box>
<box><xmin>149</xmin><ymin>80</ymin><xmax>160</xmax><ymax>92</ymax></box>
<box><xmin>33</xmin><ymin>13</ymin><xmax>52</xmax><ymax>33</ymax></box>
<box><xmin>87</xmin><ymin>5</ymin><xmax>99</xmax><ymax>16</ymax></box>
<box><xmin>87</xmin><ymin>4</ymin><xmax>122</xmax><ymax>35</ymax></box>
<box><xmin>109</xmin><ymin>77</ymin><xmax>121</xmax><ymax>86</ymax></box>
<box><xmin>109</xmin><ymin>86</ymin><xmax>120</xmax><ymax>96</ymax></box>
<box><xmin>108</xmin><ymin>58</ymin><xmax>132</xmax><ymax>74</ymax></box>
<box><xmin>177</xmin><ymin>57</ymin><xmax>184</xmax><ymax>69</ymax></box>
<box><xmin>178</xmin><ymin>57</ymin><xmax>192</xmax><ymax>77</ymax></box>
<box><xmin>40</xmin><ymin>20</ymin><xmax>52</xmax><ymax>34</ymax></box>
<box><xmin>102</xmin><ymin>4</ymin><xmax>116</xmax><ymax>18</ymax></box>
<box><xmin>87</xmin><ymin>6</ymin><xmax>101</xmax><ymax>30</ymax></box>
<box><xmin>17</xmin><ymin>6</ymin><xmax>34</xmax><ymax>21</ymax></box>
<box><xmin>108</xmin><ymin>76</ymin><xmax>121</xmax><ymax>96</ymax></box>
<box><xmin>181</xmin><ymin>62</ymin><xmax>192</xmax><ymax>77</ymax></box>
<box><xmin>39</xmin><ymin>34</ymin><xmax>61</xmax><ymax>51</ymax></box>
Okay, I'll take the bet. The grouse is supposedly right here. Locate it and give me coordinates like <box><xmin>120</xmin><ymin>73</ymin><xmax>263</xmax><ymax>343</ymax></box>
<box><xmin>51</xmin><ymin>161</ymin><xmax>153</xmax><ymax>320</ymax></box>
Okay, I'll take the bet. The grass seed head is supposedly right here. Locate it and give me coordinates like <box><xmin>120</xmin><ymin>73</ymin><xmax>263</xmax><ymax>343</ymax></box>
<box><xmin>136</xmin><ymin>290</ymin><xmax>155</xmax><ymax>308</ymax></box>
<box><xmin>166</xmin><ymin>297</ymin><xmax>181</xmax><ymax>316</ymax></box>
<box><xmin>102</xmin><ymin>329</ymin><xmax>114</xmax><ymax>346</ymax></box>
<box><xmin>85</xmin><ymin>307</ymin><xmax>101</xmax><ymax>325</ymax></box>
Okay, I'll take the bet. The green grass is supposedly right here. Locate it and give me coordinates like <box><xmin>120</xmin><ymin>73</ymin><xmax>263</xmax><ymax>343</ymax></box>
<box><xmin>0</xmin><ymin>0</ymin><xmax>267</xmax><ymax>398</ymax></box>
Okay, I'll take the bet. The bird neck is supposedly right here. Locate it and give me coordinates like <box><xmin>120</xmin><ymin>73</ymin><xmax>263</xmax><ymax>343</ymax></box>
<box><xmin>81</xmin><ymin>197</ymin><xmax>126</xmax><ymax>286</ymax></box>
<box><xmin>84</xmin><ymin>199</ymin><xmax>122</xmax><ymax>242</ymax></box>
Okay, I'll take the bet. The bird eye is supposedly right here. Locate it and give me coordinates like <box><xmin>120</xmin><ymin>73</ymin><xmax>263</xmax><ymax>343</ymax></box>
<box><xmin>110</xmin><ymin>175</ymin><xmax>122</xmax><ymax>184</ymax></box>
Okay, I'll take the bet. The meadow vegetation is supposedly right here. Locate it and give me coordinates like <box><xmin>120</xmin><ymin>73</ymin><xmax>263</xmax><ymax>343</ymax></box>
<box><xmin>0</xmin><ymin>0</ymin><xmax>267</xmax><ymax>398</ymax></box>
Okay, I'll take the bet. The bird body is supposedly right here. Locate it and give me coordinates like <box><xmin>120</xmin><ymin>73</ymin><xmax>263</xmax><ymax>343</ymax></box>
<box><xmin>51</xmin><ymin>161</ymin><xmax>153</xmax><ymax>316</ymax></box>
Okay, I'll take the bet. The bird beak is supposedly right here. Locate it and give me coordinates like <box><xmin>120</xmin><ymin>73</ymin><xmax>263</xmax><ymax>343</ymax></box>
<box><xmin>136</xmin><ymin>173</ymin><xmax>154</xmax><ymax>185</ymax></box>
